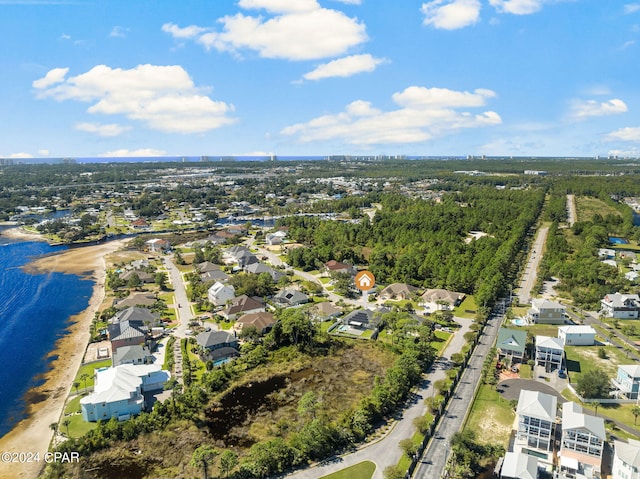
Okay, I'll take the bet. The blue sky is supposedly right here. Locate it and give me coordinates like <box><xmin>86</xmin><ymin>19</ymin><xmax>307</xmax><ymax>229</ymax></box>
<box><xmin>1</xmin><ymin>0</ymin><xmax>639</xmax><ymax>158</ymax></box>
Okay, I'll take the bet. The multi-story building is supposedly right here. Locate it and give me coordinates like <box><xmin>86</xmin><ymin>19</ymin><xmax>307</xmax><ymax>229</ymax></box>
<box><xmin>535</xmin><ymin>336</ymin><xmax>564</xmax><ymax>372</ymax></box>
<box><xmin>497</xmin><ymin>328</ymin><xmax>528</xmax><ymax>365</ymax></box>
<box><xmin>528</xmin><ymin>299</ymin><xmax>566</xmax><ymax>324</ymax></box>
<box><xmin>611</xmin><ymin>365</ymin><xmax>640</xmax><ymax>400</ymax></box>
<box><xmin>557</xmin><ymin>402</ymin><xmax>605</xmax><ymax>479</ymax></box>
<box><xmin>514</xmin><ymin>389</ymin><xmax>557</xmax><ymax>464</ymax></box>
<box><xmin>612</xmin><ymin>439</ymin><xmax>640</xmax><ymax>479</ymax></box>
<box><xmin>601</xmin><ymin>293</ymin><xmax>640</xmax><ymax>319</ymax></box>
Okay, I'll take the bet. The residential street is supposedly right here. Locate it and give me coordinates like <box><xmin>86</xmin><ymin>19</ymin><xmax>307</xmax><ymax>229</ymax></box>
<box><xmin>413</xmin><ymin>302</ymin><xmax>504</xmax><ymax>479</ymax></box>
<box><xmin>163</xmin><ymin>256</ymin><xmax>194</xmax><ymax>338</ymax></box>
<box><xmin>284</xmin><ymin>318</ymin><xmax>473</xmax><ymax>479</ymax></box>
<box><xmin>517</xmin><ymin>226</ymin><xmax>548</xmax><ymax>304</ymax></box>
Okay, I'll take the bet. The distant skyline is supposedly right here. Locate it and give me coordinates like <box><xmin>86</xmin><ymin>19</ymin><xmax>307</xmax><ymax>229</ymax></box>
<box><xmin>1</xmin><ymin>0</ymin><xmax>639</xmax><ymax>159</ymax></box>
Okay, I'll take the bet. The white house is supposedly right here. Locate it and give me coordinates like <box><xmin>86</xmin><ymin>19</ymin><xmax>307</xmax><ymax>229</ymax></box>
<box><xmin>535</xmin><ymin>336</ymin><xmax>564</xmax><ymax>371</ymax></box>
<box><xmin>558</xmin><ymin>325</ymin><xmax>596</xmax><ymax>346</ymax></box>
<box><xmin>611</xmin><ymin>364</ymin><xmax>640</xmax><ymax>400</ymax></box>
<box><xmin>80</xmin><ymin>364</ymin><xmax>170</xmax><ymax>422</ymax></box>
<box><xmin>601</xmin><ymin>293</ymin><xmax>640</xmax><ymax>319</ymax></box>
<box><xmin>514</xmin><ymin>389</ymin><xmax>557</xmax><ymax>464</ymax></box>
<box><xmin>500</xmin><ymin>452</ymin><xmax>539</xmax><ymax>479</ymax></box>
<box><xmin>207</xmin><ymin>282</ymin><xmax>235</xmax><ymax>306</ymax></box>
<box><xmin>612</xmin><ymin>438</ymin><xmax>640</xmax><ymax>479</ymax></box>
<box><xmin>558</xmin><ymin>402</ymin><xmax>605</xmax><ymax>479</ymax></box>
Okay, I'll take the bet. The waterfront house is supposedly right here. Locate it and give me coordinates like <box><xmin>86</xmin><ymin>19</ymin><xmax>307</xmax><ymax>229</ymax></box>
<box><xmin>113</xmin><ymin>292</ymin><xmax>157</xmax><ymax>310</ymax></box>
<box><xmin>535</xmin><ymin>336</ymin><xmax>564</xmax><ymax>372</ymax></box>
<box><xmin>527</xmin><ymin>299</ymin><xmax>566</xmax><ymax>324</ymax></box>
<box><xmin>119</xmin><ymin>269</ymin><xmax>154</xmax><ymax>284</ymax></box>
<box><xmin>612</xmin><ymin>439</ymin><xmax>640</xmax><ymax>479</ymax></box>
<box><xmin>601</xmin><ymin>293</ymin><xmax>640</xmax><ymax>319</ymax></box>
<box><xmin>80</xmin><ymin>364</ymin><xmax>169</xmax><ymax>422</ymax></box>
<box><xmin>558</xmin><ymin>325</ymin><xmax>596</xmax><ymax>346</ymax></box>
<box><xmin>108</xmin><ymin>307</ymin><xmax>161</xmax><ymax>352</ymax></box>
<box><xmin>514</xmin><ymin>389</ymin><xmax>557</xmax><ymax>463</ymax></box>
<box><xmin>557</xmin><ymin>402</ymin><xmax>605</xmax><ymax>479</ymax></box>
<box><xmin>112</xmin><ymin>344</ymin><xmax>154</xmax><ymax>367</ymax></box>
<box><xmin>611</xmin><ymin>364</ymin><xmax>640</xmax><ymax>399</ymax></box>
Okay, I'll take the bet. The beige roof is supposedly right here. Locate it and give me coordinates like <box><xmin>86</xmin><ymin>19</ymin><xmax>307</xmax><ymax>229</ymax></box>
<box><xmin>235</xmin><ymin>312</ymin><xmax>276</xmax><ymax>331</ymax></box>
<box><xmin>421</xmin><ymin>288</ymin><xmax>465</xmax><ymax>304</ymax></box>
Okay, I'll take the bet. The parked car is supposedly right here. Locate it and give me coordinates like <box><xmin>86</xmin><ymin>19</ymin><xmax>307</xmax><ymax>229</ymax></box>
<box><xmin>558</xmin><ymin>369</ymin><xmax>566</xmax><ymax>378</ymax></box>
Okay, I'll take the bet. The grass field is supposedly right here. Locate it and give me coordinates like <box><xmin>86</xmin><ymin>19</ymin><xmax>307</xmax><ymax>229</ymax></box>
<box><xmin>320</xmin><ymin>461</ymin><xmax>376</xmax><ymax>479</ymax></box>
<box><xmin>466</xmin><ymin>384</ymin><xmax>515</xmax><ymax>448</ymax></box>
<box><xmin>453</xmin><ymin>295</ymin><xmax>479</xmax><ymax>319</ymax></box>
<box><xmin>564</xmin><ymin>344</ymin><xmax>630</xmax><ymax>382</ymax></box>
<box><xmin>575</xmin><ymin>196</ymin><xmax>622</xmax><ymax>223</ymax></box>
<box><xmin>73</xmin><ymin>359</ymin><xmax>112</xmax><ymax>389</ymax></box>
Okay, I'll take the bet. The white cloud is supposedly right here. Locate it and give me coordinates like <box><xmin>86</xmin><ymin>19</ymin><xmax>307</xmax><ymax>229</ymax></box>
<box><xmin>165</xmin><ymin>3</ymin><xmax>367</xmax><ymax>61</ymax></box>
<box><xmin>281</xmin><ymin>85</ymin><xmax>501</xmax><ymax>146</ymax></box>
<box><xmin>7</xmin><ymin>152</ymin><xmax>33</xmax><ymax>158</ymax></box>
<box><xmin>161</xmin><ymin>23</ymin><xmax>208</xmax><ymax>39</ymax></box>
<box><xmin>109</xmin><ymin>26</ymin><xmax>128</xmax><ymax>38</ymax></box>
<box><xmin>32</xmin><ymin>67</ymin><xmax>68</xmax><ymax>89</ymax></box>
<box><xmin>33</xmin><ymin>64</ymin><xmax>236</xmax><ymax>134</ymax></box>
<box><xmin>624</xmin><ymin>4</ymin><xmax>640</xmax><ymax>14</ymax></box>
<box><xmin>568</xmin><ymin>98</ymin><xmax>628</xmax><ymax>120</ymax></box>
<box><xmin>60</xmin><ymin>33</ymin><xmax>71</xmax><ymax>40</ymax></box>
<box><xmin>99</xmin><ymin>148</ymin><xmax>167</xmax><ymax>157</ymax></box>
<box><xmin>37</xmin><ymin>149</ymin><xmax>49</xmax><ymax>156</ymax></box>
<box><xmin>75</xmin><ymin>122</ymin><xmax>130</xmax><ymax>137</ymax></box>
<box><xmin>421</xmin><ymin>0</ymin><xmax>481</xmax><ymax>30</ymax></box>
<box><xmin>302</xmin><ymin>54</ymin><xmax>385</xmax><ymax>80</ymax></box>
<box><xmin>489</xmin><ymin>0</ymin><xmax>544</xmax><ymax>15</ymax></box>
<box><xmin>605</xmin><ymin>127</ymin><xmax>640</xmax><ymax>142</ymax></box>
<box><xmin>608</xmin><ymin>147</ymin><xmax>640</xmax><ymax>157</ymax></box>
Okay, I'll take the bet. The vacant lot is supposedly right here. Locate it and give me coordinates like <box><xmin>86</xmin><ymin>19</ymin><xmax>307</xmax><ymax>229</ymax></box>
<box><xmin>575</xmin><ymin>196</ymin><xmax>622</xmax><ymax>223</ymax></box>
<box><xmin>466</xmin><ymin>385</ymin><xmax>515</xmax><ymax>448</ymax></box>
<box><xmin>565</xmin><ymin>344</ymin><xmax>630</xmax><ymax>382</ymax></box>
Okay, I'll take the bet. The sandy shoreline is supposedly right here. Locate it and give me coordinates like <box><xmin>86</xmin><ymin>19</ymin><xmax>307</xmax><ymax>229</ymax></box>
<box><xmin>0</xmin><ymin>239</ymin><xmax>127</xmax><ymax>479</ymax></box>
<box><xmin>0</xmin><ymin>226</ymin><xmax>48</xmax><ymax>242</ymax></box>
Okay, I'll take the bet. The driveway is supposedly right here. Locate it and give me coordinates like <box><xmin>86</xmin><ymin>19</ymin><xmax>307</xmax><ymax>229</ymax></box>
<box><xmin>497</xmin><ymin>378</ymin><xmax>565</xmax><ymax>403</ymax></box>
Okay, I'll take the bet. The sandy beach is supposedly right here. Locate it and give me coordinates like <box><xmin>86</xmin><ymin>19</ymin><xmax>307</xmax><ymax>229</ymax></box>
<box><xmin>0</xmin><ymin>226</ymin><xmax>48</xmax><ymax>242</ymax></box>
<box><xmin>0</xmin><ymin>239</ymin><xmax>127</xmax><ymax>479</ymax></box>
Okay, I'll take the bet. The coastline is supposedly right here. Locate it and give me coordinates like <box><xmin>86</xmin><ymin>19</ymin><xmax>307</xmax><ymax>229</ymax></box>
<box><xmin>0</xmin><ymin>239</ymin><xmax>127</xmax><ymax>479</ymax></box>
<box><xmin>0</xmin><ymin>226</ymin><xmax>48</xmax><ymax>243</ymax></box>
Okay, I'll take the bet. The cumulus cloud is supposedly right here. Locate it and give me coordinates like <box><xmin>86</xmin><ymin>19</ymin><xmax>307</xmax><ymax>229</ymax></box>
<box><xmin>421</xmin><ymin>0</ymin><xmax>481</xmax><ymax>30</ymax></box>
<box><xmin>99</xmin><ymin>148</ymin><xmax>167</xmax><ymax>157</ymax></box>
<box><xmin>7</xmin><ymin>152</ymin><xmax>33</xmax><ymax>158</ymax></box>
<box><xmin>164</xmin><ymin>2</ymin><xmax>367</xmax><ymax>60</ymax></box>
<box><xmin>489</xmin><ymin>0</ymin><xmax>544</xmax><ymax>15</ymax></box>
<box><xmin>605</xmin><ymin>127</ymin><xmax>640</xmax><ymax>142</ymax></box>
<box><xmin>302</xmin><ymin>54</ymin><xmax>385</xmax><ymax>81</ymax></box>
<box><xmin>75</xmin><ymin>122</ymin><xmax>130</xmax><ymax>137</ymax></box>
<box><xmin>281</xmin><ymin>85</ymin><xmax>501</xmax><ymax>146</ymax></box>
<box><xmin>568</xmin><ymin>98</ymin><xmax>628</xmax><ymax>120</ymax></box>
<box><xmin>32</xmin><ymin>64</ymin><xmax>236</xmax><ymax>134</ymax></box>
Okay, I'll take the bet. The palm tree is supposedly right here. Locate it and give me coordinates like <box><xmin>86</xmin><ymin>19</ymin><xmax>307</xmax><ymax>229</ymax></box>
<box><xmin>73</xmin><ymin>381</ymin><xmax>80</xmax><ymax>395</ymax></box>
<box><xmin>592</xmin><ymin>401</ymin><xmax>600</xmax><ymax>416</ymax></box>
<box><xmin>62</xmin><ymin>419</ymin><xmax>71</xmax><ymax>437</ymax></box>
<box><xmin>632</xmin><ymin>405</ymin><xmax>640</xmax><ymax>425</ymax></box>
<box><xmin>49</xmin><ymin>422</ymin><xmax>58</xmax><ymax>435</ymax></box>
<box><xmin>80</xmin><ymin>373</ymin><xmax>91</xmax><ymax>392</ymax></box>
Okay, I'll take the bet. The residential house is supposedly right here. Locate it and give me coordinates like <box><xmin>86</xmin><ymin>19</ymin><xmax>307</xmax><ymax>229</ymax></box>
<box><xmin>244</xmin><ymin>262</ymin><xmax>285</xmax><ymax>282</ymax></box>
<box><xmin>626</xmin><ymin>271</ymin><xmax>640</xmax><ymax>283</ymax></box>
<box><xmin>601</xmin><ymin>293</ymin><xmax>640</xmax><ymax>319</ymax></box>
<box><xmin>234</xmin><ymin>312</ymin><xmax>276</xmax><ymax>335</ymax></box>
<box><xmin>514</xmin><ymin>389</ymin><xmax>557</xmax><ymax>463</ymax></box>
<box><xmin>557</xmin><ymin>402</ymin><xmax>605</xmax><ymax>479</ymax></box>
<box><xmin>500</xmin><ymin>452</ymin><xmax>539</xmax><ymax>479</ymax></box>
<box><xmin>220</xmin><ymin>295</ymin><xmax>266</xmax><ymax>320</ymax></box>
<box><xmin>323</xmin><ymin>260</ymin><xmax>355</xmax><ymax>276</ymax></box>
<box><xmin>108</xmin><ymin>307</ymin><xmax>162</xmax><ymax>352</ymax></box>
<box><xmin>119</xmin><ymin>269</ymin><xmax>154</xmax><ymax>284</ymax></box>
<box><xmin>558</xmin><ymin>325</ymin><xmax>596</xmax><ymax>346</ymax></box>
<box><xmin>130</xmin><ymin>218</ymin><xmax>149</xmax><ymax>229</ymax></box>
<box><xmin>612</xmin><ymin>439</ymin><xmax>640</xmax><ymax>479</ymax></box>
<box><xmin>497</xmin><ymin>328</ymin><xmax>528</xmax><ymax>365</ymax></box>
<box><xmin>80</xmin><ymin>364</ymin><xmax>169</xmax><ymax>422</ymax></box>
<box><xmin>527</xmin><ymin>299</ymin><xmax>566</xmax><ymax>325</ymax></box>
<box><xmin>598</xmin><ymin>248</ymin><xmax>616</xmax><ymax>259</ymax></box>
<box><xmin>236</xmin><ymin>251</ymin><xmax>259</xmax><ymax>269</ymax></box>
<box><xmin>342</xmin><ymin>309</ymin><xmax>381</xmax><ymax>330</ymax></box>
<box><xmin>201</xmin><ymin>269</ymin><xmax>230</xmax><ymax>283</ymax></box>
<box><xmin>420</xmin><ymin>289</ymin><xmax>465</xmax><ymax>310</ymax></box>
<box><xmin>379</xmin><ymin>283</ymin><xmax>419</xmax><ymax>301</ymax></box>
<box><xmin>266</xmin><ymin>231</ymin><xmax>287</xmax><ymax>245</ymax></box>
<box><xmin>273</xmin><ymin>289</ymin><xmax>309</xmax><ymax>307</ymax></box>
<box><xmin>113</xmin><ymin>293</ymin><xmax>156</xmax><ymax>310</ymax></box>
<box><xmin>196</xmin><ymin>261</ymin><xmax>220</xmax><ymax>273</ymax></box>
<box><xmin>535</xmin><ymin>336</ymin><xmax>564</xmax><ymax>372</ymax></box>
<box><xmin>112</xmin><ymin>344</ymin><xmax>154</xmax><ymax>367</ymax></box>
<box><xmin>196</xmin><ymin>330</ymin><xmax>239</xmax><ymax>351</ymax></box>
<box><xmin>311</xmin><ymin>302</ymin><xmax>342</xmax><ymax>322</ymax></box>
<box><xmin>611</xmin><ymin>364</ymin><xmax>640</xmax><ymax>399</ymax></box>
<box><xmin>208</xmin><ymin>282</ymin><xmax>235</xmax><ymax>306</ymax></box>
<box><xmin>145</xmin><ymin>238</ymin><xmax>171</xmax><ymax>253</ymax></box>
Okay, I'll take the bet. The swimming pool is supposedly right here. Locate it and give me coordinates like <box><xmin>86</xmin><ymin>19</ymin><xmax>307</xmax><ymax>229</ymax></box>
<box><xmin>609</xmin><ymin>237</ymin><xmax>630</xmax><ymax>245</ymax></box>
<box><xmin>511</xmin><ymin>318</ymin><xmax>528</xmax><ymax>326</ymax></box>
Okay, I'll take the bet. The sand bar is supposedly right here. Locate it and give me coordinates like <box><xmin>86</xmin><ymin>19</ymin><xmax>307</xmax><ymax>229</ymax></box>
<box><xmin>0</xmin><ymin>226</ymin><xmax>48</xmax><ymax>242</ymax></box>
<box><xmin>0</xmin><ymin>239</ymin><xmax>127</xmax><ymax>479</ymax></box>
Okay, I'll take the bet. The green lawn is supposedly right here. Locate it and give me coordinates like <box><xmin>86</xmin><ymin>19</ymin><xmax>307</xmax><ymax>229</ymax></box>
<box><xmin>74</xmin><ymin>359</ymin><xmax>112</xmax><ymax>389</ymax></box>
<box><xmin>432</xmin><ymin>331</ymin><xmax>452</xmax><ymax>354</ymax></box>
<box><xmin>320</xmin><ymin>461</ymin><xmax>376</xmax><ymax>479</ymax></box>
<box><xmin>564</xmin><ymin>344</ymin><xmax>629</xmax><ymax>382</ymax></box>
<box><xmin>466</xmin><ymin>384</ymin><xmax>515</xmax><ymax>447</ymax></box>
<box><xmin>519</xmin><ymin>363</ymin><xmax>533</xmax><ymax>379</ymax></box>
<box><xmin>453</xmin><ymin>295</ymin><xmax>479</xmax><ymax>319</ymax></box>
<box><xmin>63</xmin><ymin>413</ymin><xmax>97</xmax><ymax>438</ymax></box>
<box><xmin>521</xmin><ymin>323</ymin><xmax>561</xmax><ymax>338</ymax></box>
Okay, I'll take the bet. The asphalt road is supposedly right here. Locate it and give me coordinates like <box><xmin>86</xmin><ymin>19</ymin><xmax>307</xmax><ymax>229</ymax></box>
<box><xmin>413</xmin><ymin>302</ymin><xmax>505</xmax><ymax>479</ymax></box>
<box><xmin>164</xmin><ymin>256</ymin><xmax>194</xmax><ymax>338</ymax></box>
<box><xmin>517</xmin><ymin>226</ymin><xmax>548</xmax><ymax>305</ymax></box>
